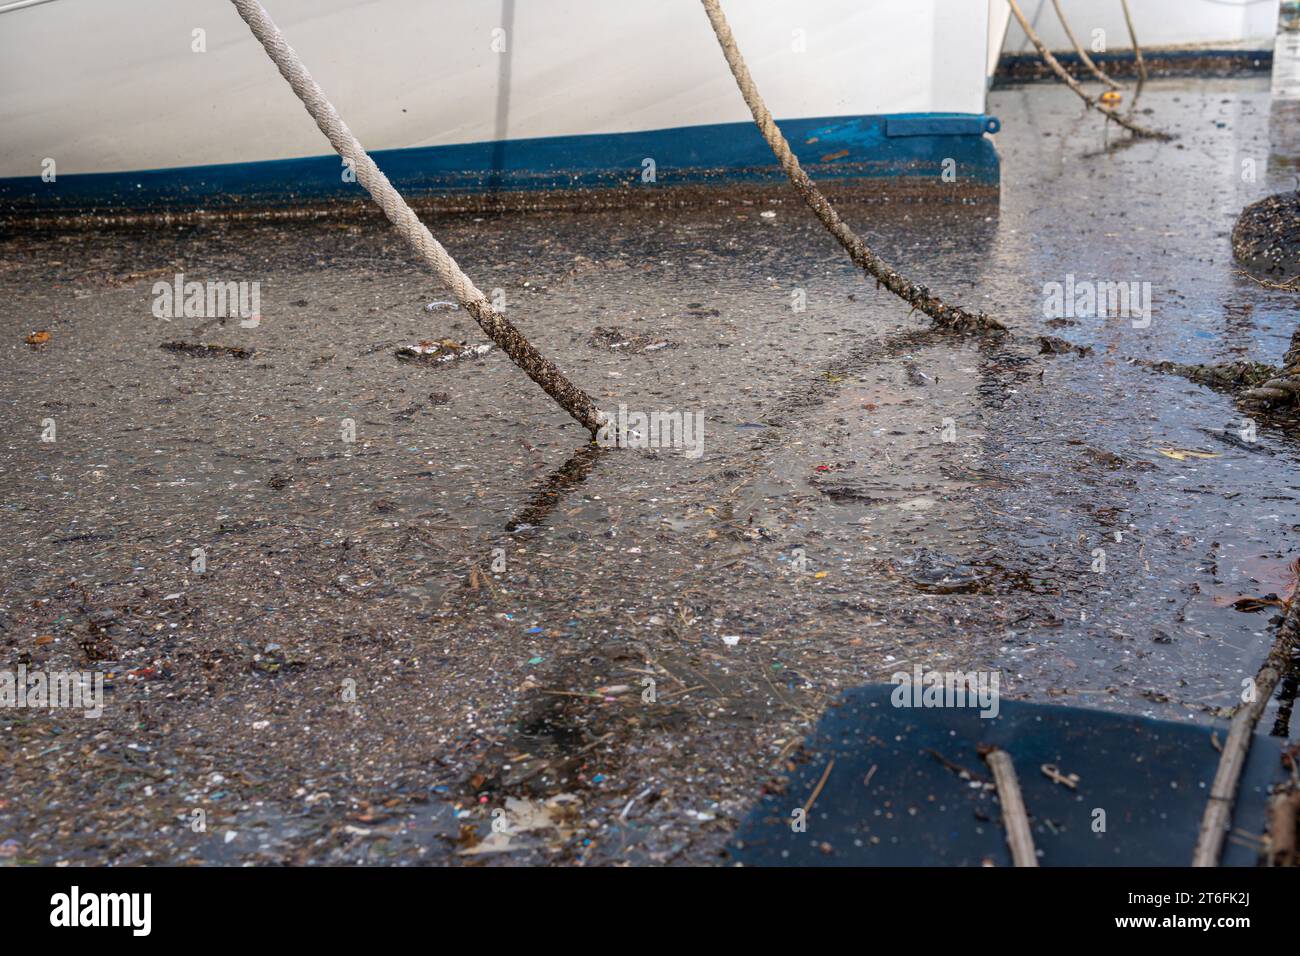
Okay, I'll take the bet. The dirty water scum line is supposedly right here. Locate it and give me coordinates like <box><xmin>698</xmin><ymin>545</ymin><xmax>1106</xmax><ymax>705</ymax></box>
<box><xmin>1050</xmin><ymin>0</ymin><xmax>1121</xmax><ymax>91</ymax></box>
<box><xmin>1007</xmin><ymin>0</ymin><xmax>1170</xmax><ymax>140</ymax></box>
<box><xmin>699</xmin><ymin>0</ymin><xmax>1006</xmax><ymax>335</ymax></box>
<box><xmin>228</xmin><ymin>0</ymin><xmax>604</xmax><ymax>435</ymax></box>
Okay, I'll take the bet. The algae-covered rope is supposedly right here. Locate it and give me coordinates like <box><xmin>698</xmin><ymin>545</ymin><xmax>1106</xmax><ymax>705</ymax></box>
<box><xmin>699</xmin><ymin>0</ymin><xmax>1004</xmax><ymax>334</ymax></box>
<box><xmin>1241</xmin><ymin>325</ymin><xmax>1300</xmax><ymax>406</ymax></box>
<box><xmin>1007</xmin><ymin>0</ymin><xmax>1170</xmax><ymax>140</ymax></box>
<box><xmin>1051</xmin><ymin>0</ymin><xmax>1121</xmax><ymax>90</ymax></box>
<box><xmin>228</xmin><ymin>0</ymin><xmax>603</xmax><ymax>434</ymax></box>
<box><xmin>1242</xmin><ymin>371</ymin><xmax>1300</xmax><ymax>406</ymax></box>
<box><xmin>1158</xmin><ymin>322</ymin><xmax>1300</xmax><ymax>409</ymax></box>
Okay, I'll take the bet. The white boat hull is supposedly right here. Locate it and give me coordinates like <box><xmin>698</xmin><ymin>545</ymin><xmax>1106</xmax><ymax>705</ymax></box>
<box><xmin>0</xmin><ymin>0</ymin><xmax>1001</xmax><ymax>214</ymax></box>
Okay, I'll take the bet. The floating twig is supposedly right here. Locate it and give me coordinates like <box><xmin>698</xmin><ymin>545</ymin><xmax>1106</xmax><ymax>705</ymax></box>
<box><xmin>980</xmin><ymin>745</ymin><xmax>1039</xmax><ymax>867</ymax></box>
<box><xmin>801</xmin><ymin>758</ymin><xmax>835</xmax><ymax>816</ymax></box>
<box><xmin>1193</xmin><ymin>592</ymin><xmax>1300</xmax><ymax>866</ymax></box>
<box><xmin>160</xmin><ymin>341</ymin><xmax>254</xmax><ymax>359</ymax></box>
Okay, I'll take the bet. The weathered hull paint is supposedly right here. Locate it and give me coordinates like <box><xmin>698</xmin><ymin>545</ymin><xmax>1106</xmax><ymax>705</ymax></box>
<box><xmin>0</xmin><ymin>113</ymin><xmax>1002</xmax><ymax>216</ymax></box>
<box><xmin>0</xmin><ymin>0</ymin><xmax>997</xmax><ymax>214</ymax></box>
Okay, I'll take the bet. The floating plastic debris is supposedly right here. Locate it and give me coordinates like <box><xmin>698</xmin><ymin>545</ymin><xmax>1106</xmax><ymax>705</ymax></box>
<box><xmin>587</xmin><ymin>326</ymin><xmax>675</xmax><ymax>353</ymax></box>
<box><xmin>159</xmin><ymin>342</ymin><xmax>254</xmax><ymax>359</ymax></box>
<box><xmin>394</xmin><ymin>339</ymin><xmax>493</xmax><ymax>366</ymax></box>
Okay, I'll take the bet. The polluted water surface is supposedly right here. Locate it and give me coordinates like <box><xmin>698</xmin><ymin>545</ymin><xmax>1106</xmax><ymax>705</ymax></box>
<box><xmin>0</xmin><ymin>77</ymin><xmax>1298</xmax><ymax>865</ymax></box>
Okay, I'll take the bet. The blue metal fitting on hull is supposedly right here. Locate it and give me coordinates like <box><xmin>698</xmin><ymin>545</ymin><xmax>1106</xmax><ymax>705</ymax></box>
<box><xmin>885</xmin><ymin>114</ymin><xmax>1000</xmax><ymax>137</ymax></box>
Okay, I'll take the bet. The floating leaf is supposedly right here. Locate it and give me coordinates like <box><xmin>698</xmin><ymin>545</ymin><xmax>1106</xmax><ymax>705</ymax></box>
<box><xmin>1155</xmin><ymin>446</ymin><xmax>1220</xmax><ymax>461</ymax></box>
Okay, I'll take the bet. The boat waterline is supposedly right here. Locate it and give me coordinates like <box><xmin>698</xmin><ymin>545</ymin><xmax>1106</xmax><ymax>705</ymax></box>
<box><xmin>0</xmin><ymin>0</ymin><xmax>997</xmax><ymax>213</ymax></box>
<box><xmin>0</xmin><ymin>112</ymin><xmax>1001</xmax><ymax>216</ymax></box>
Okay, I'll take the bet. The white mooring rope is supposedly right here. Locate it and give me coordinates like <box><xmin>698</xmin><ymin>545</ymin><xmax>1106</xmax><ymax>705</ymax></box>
<box><xmin>229</xmin><ymin>0</ymin><xmax>603</xmax><ymax>434</ymax></box>
<box><xmin>1120</xmin><ymin>0</ymin><xmax>1149</xmax><ymax>82</ymax></box>
<box><xmin>700</xmin><ymin>0</ymin><xmax>1004</xmax><ymax>334</ymax></box>
<box><xmin>1051</xmin><ymin>0</ymin><xmax>1121</xmax><ymax>91</ymax></box>
<box><xmin>1007</xmin><ymin>0</ymin><xmax>1170</xmax><ymax>139</ymax></box>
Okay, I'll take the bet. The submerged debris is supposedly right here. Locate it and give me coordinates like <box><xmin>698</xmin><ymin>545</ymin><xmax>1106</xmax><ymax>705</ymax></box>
<box><xmin>587</xmin><ymin>326</ymin><xmax>674</xmax><ymax>353</ymax></box>
<box><xmin>809</xmin><ymin>476</ymin><xmax>887</xmax><ymax>505</ymax></box>
<box><xmin>1038</xmin><ymin>335</ymin><xmax>1090</xmax><ymax>356</ymax></box>
<box><xmin>1149</xmin><ymin>358</ymin><xmax>1300</xmax><ymax>409</ymax></box>
<box><xmin>160</xmin><ymin>341</ymin><xmax>254</xmax><ymax>359</ymax></box>
<box><xmin>892</xmin><ymin>549</ymin><xmax>991</xmax><ymax>594</ymax></box>
<box><xmin>566</xmin><ymin>254</ymin><xmax>629</xmax><ymax>279</ymax></box>
<box><xmin>395</xmin><ymin>339</ymin><xmax>494</xmax><ymax>366</ymax></box>
<box><xmin>1149</xmin><ymin>360</ymin><xmax>1276</xmax><ymax>390</ymax></box>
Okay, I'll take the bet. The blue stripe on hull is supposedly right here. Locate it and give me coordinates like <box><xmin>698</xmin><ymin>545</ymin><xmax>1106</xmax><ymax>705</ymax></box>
<box><xmin>0</xmin><ymin>113</ymin><xmax>1000</xmax><ymax>214</ymax></box>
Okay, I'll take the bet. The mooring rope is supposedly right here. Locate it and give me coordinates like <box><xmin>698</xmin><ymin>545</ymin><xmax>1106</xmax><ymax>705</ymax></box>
<box><xmin>1119</xmin><ymin>0</ymin><xmax>1149</xmax><ymax>82</ymax></box>
<box><xmin>1159</xmin><ymin>325</ymin><xmax>1300</xmax><ymax>408</ymax></box>
<box><xmin>1007</xmin><ymin>0</ymin><xmax>1170</xmax><ymax>140</ymax></box>
<box><xmin>1241</xmin><ymin>327</ymin><xmax>1300</xmax><ymax>405</ymax></box>
<box><xmin>228</xmin><ymin>0</ymin><xmax>603</xmax><ymax>434</ymax></box>
<box><xmin>1242</xmin><ymin>372</ymin><xmax>1300</xmax><ymax>406</ymax></box>
<box><xmin>699</xmin><ymin>0</ymin><xmax>1004</xmax><ymax>334</ymax></box>
<box><xmin>1051</xmin><ymin>0</ymin><xmax>1121</xmax><ymax>90</ymax></box>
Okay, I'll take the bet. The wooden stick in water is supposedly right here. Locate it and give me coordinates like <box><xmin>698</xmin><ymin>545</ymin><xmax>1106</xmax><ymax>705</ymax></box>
<box><xmin>981</xmin><ymin>745</ymin><xmax>1039</xmax><ymax>867</ymax></box>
